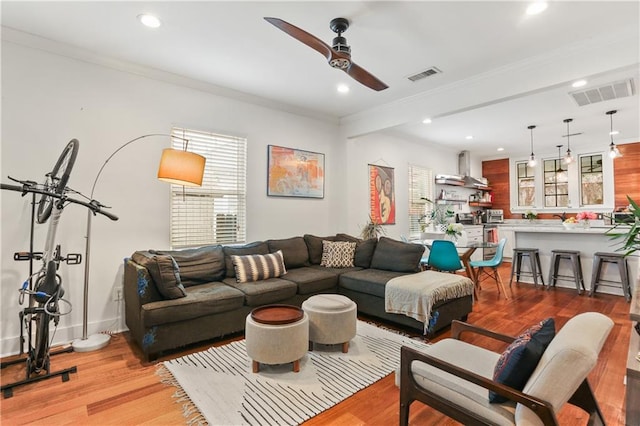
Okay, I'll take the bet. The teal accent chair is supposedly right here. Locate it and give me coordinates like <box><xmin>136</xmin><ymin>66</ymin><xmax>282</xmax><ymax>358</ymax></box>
<box><xmin>426</xmin><ymin>240</ymin><xmax>463</xmax><ymax>272</ymax></box>
<box><xmin>469</xmin><ymin>238</ymin><xmax>508</xmax><ymax>299</ymax></box>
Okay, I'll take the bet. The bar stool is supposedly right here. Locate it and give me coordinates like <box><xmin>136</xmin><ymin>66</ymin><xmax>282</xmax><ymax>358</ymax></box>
<box><xmin>509</xmin><ymin>248</ymin><xmax>545</xmax><ymax>287</ymax></box>
<box><xmin>548</xmin><ymin>249</ymin><xmax>585</xmax><ymax>294</ymax></box>
<box><xmin>589</xmin><ymin>252</ymin><xmax>631</xmax><ymax>302</ymax></box>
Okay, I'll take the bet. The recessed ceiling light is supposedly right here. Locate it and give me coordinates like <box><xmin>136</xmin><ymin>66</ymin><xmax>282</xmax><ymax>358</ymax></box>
<box><xmin>337</xmin><ymin>84</ymin><xmax>350</xmax><ymax>93</ymax></box>
<box><xmin>422</xmin><ymin>118</ymin><xmax>432</xmax><ymax>124</ymax></box>
<box><xmin>138</xmin><ymin>14</ymin><xmax>161</xmax><ymax>28</ymax></box>
<box><xmin>526</xmin><ymin>2</ymin><xmax>548</xmax><ymax>15</ymax></box>
<box><xmin>610</xmin><ymin>130</ymin><xmax>620</xmax><ymax>136</ymax></box>
<box><xmin>465</xmin><ymin>135</ymin><xmax>473</xmax><ymax>140</ymax></box>
<box><xmin>572</xmin><ymin>79</ymin><xmax>587</xmax><ymax>88</ymax></box>
<box><xmin>497</xmin><ymin>147</ymin><xmax>505</xmax><ymax>152</ymax></box>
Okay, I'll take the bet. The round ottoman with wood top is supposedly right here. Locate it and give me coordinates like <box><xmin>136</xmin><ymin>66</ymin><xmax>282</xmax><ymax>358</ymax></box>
<box><xmin>301</xmin><ymin>294</ymin><xmax>357</xmax><ymax>353</ymax></box>
<box><xmin>245</xmin><ymin>305</ymin><xmax>308</xmax><ymax>373</ymax></box>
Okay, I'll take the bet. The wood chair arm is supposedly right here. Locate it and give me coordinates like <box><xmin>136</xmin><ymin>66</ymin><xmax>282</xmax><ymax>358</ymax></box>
<box><xmin>450</xmin><ymin>320</ymin><xmax>515</xmax><ymax>344</ymax></box>
<box><xmin>400</xmin><ymin>345</ymin><xmax>558</xmax><ymax>426</ymax></box>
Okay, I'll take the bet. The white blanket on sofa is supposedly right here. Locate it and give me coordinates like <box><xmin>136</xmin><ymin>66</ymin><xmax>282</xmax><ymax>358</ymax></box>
<box><xmin>385</xmin><ymin>271</ymin><xmax>474</xmax><ymax>332</ymax></box>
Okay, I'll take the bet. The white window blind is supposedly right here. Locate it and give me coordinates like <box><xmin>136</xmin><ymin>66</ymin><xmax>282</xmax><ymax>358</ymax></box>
<box><xmin>408</xmin><ymin>164</ymin><xmax>434</xmax><ymax>236</ymax></box>
<box><xmin>170</xmin><ymin>127</ymin><xmax>247</xmax><ymax>248</ymax></box>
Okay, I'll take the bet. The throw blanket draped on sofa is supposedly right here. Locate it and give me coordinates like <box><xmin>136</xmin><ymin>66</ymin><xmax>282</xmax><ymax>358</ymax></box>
<box><xmin>385</xmin><ymin>271</ymin><xmax>474</xmax><ymax>332</ymax></box>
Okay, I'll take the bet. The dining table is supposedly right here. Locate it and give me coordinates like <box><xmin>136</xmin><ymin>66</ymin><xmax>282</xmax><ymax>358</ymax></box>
<box><xmin>420</xmin><ymin>239</ymin><xmax>499</xmax><ymax>301</ymax></box>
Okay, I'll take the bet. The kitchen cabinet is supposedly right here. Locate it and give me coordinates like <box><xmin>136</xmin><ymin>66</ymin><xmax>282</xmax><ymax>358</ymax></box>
<box><xmin>464</xmin><ymin>225</ymin><xmax>484</xmax><ymax>262</ymax></box>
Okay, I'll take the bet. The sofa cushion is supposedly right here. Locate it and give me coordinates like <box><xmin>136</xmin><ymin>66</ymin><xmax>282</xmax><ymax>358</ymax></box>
<box><xmin>304</xmin><ymin>234</ymin><xmax>337</xmax><ymax>265</ymax></box>
<box><xmin>490</xmin><ymin>318</ymin><xmax>555</xmax><ymax>403</ymax></box>
<box><xmin>232</xmin><ymin>251</ymin><xmax>287</xmax><ymax>283</ymax></box>
<box><xmin>153</xmin><ymin>246</ymin><xmax>225</xmax><ymax>287</ymax></box>
<box><xmin>339</xmin><ymin>268</ymin><xmax>411</xmax><ymax>298</ymax></box>
<box><xmin>141</xmin><ymin>282</ymin><xmax>246</xmax><ymax>327</ymax></box>
<box><xmin>222</xmin><ymin>277</ymin><xmax>297</xmax><ymax>307</ymax></box>
<box><xmin>267</xmin><ymin>236</ymin><xmax>310</xmax><ymax>268</ymax></box>
<box><xmin>131</xmin><ymin>252</ymin><xmax>186</xmax><ymax>299</ymax></box>
<box><xmin>223</xmin><ymin>241</ymin><xmax>270</xmax><ymax>278</ymax></box>
<box><xmin>321</xmin><ymin>241</ymin><xmax>356</xmax><ymax>268</ymax></box>
<box><xmin>281</xmin><ymin>266</ymin><xmax>339</xmax><ymax>295</ymax></box>
<box><xmin>335</xmin><ymin>234</ymin><xmax>378</xmax><ymax>268</ymax></box>
<box><xmin>369</xmin><ymin>237</ymin><xmax>423</xmax><ymax>272</ymax></box>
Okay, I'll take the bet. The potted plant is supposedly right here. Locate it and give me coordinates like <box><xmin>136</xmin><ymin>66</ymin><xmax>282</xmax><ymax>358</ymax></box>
<box><xmin>421</xmin><ymin>197</ymin><xmax>454</xmax><ymax>232</ymax></box>
<box><xmin>360</xmin><ymin>215</ymin><xmax>386</xmax><ymax>240</ymax></box>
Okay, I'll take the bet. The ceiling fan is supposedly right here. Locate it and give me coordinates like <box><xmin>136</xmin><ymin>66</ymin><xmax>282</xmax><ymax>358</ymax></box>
<box><xmin>264</xmin><ymin>17</ymin><xmax>388</xmax><ymax>91</ymax></box>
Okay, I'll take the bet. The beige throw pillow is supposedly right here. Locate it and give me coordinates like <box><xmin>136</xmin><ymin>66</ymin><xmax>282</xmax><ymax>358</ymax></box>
<box><xmin>320</xmin><ymin>240</ymin><xmax>356</xmax><ymax>268</ymax></box>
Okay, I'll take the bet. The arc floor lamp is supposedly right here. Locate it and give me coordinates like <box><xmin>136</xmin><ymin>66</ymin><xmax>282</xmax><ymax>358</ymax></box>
<box><xmin>72</xmin><ymin>134</ymin><xmax>206</xmax><ymax>352</ymax></box>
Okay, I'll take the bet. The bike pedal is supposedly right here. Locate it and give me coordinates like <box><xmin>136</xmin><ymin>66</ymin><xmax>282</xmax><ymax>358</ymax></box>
<box><xmin>65</xmin><ymin>253</ymin><xmax>82</xmax><ymax>265</ymax></box>
<box><xmin>13</xmin><ymin>252</ymin><xmax>43</xmax><ymax>261</ymax></box>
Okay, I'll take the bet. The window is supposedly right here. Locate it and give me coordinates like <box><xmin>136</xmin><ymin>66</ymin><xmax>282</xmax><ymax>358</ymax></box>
<box><xmin>170</xmin><ymin>127</ymin><xmax>247</xmax><ymax>248</ymax></box>
<box><xmin>408</xmin><ymin>164</ymin><xmax>433</xmax><ymax>236</ymax></box>
<box><xmin>580</xmin><ymin>154</ymin><xmax>603</xmax><ymax>206</ymax></box>
<box><xmin>516</xmin><ymin>162</ymin><xmax>535</xmax><ymax>206</ymax></box>
<box><xmin>543</xmin><ymin>158</ymin><xmax>569</xmax><ymax>207</ymax></box>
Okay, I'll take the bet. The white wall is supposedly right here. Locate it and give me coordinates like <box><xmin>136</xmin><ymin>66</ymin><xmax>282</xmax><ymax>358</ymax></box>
<box><xmin>343</xmin><ymin>131</ymin><xmax>462</xmax><ymax>240</ymax></box>
<box><xmin>0</xmin><ymin>41</ymin><xmax>345</xmax><ymax>355</ymax></box>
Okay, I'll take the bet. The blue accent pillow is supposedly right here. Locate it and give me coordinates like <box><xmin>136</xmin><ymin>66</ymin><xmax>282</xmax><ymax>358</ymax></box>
<box><xmin>489</xmin><ymin>318</ymin><xmax>555</xmax><ymax>403</ymax></box>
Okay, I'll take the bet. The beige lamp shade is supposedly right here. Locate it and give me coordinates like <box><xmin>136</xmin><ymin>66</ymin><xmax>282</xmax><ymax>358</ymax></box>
<box><xmin>157</xmin><ymin>148</ymin><xmax>206</xmax><ymax>186</ymax></box>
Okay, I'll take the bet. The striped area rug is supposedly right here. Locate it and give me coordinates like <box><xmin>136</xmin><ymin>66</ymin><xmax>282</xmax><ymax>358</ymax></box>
<box><xmin>158</xmin><ymin>321</ymin><xmax>429</xmax><ymax>425</ymax></box>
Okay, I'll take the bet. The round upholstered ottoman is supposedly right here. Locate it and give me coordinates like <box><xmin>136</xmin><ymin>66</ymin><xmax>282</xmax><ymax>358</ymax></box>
<box><xmin>301</xmin><ymin>294</ymin><xmax>357</xmax><ymax>353</ymax></box>
<box><xmin>245</xmin><ymin>305</ymin><xmax>308</xmax><ymax>373</ymax></box>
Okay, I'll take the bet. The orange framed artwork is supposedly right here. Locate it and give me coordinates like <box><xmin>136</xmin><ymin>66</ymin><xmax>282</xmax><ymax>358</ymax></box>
<box><xmin>369</xmin><ymin>164</ymin><xmax>395</xmax><ymax>225</ymax></box>
<box><xmin>267</xmin><ymin>145</ymin><xmax>325</xmax><ymax>198</ymax></box>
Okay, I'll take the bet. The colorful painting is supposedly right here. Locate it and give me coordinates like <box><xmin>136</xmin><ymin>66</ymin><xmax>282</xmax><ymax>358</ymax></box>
<box><xmin>369</xmin><ymin>164</ymin><xmax>395</xmax><ymax>225</ymax></box>
<box><xmin>267</xmin><ymin>145</ymin><xmax>325</xmax><ymax>198</ymax></box>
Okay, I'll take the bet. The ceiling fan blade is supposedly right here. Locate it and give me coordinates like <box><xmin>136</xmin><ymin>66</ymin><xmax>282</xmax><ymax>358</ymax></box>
<box><xmin>346</xmin><ymin>62</ymin><xmax>389</xmax><ymax>91</ymax></box>
<box><xmin>264</xmin><ymin>17</ymin><xmax>333</xmax><ymax>62</ymax></box>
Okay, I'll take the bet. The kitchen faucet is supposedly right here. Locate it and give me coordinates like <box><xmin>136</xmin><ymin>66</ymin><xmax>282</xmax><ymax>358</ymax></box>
<box><xmin>553</xmin><ymin>212</ymin><xmax>567</xmax><ymax>222</ymax></box>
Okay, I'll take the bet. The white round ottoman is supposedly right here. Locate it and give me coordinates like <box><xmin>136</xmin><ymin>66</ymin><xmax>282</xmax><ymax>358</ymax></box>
<box><xmin>245</xmin><ymin>305</ymin><xmax>308</xmax><ymax>373</ymax></box>
<box><xmin>301</xmin><ymin>294</ymin><xmax>357</xmax><ymax>353</ymax></box>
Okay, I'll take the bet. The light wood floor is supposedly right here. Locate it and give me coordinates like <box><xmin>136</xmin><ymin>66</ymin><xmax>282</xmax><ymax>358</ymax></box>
<box><xmin>1</xmin><ymin>264</ymin><xmax>631</xmax><ymax>425</ymax></box>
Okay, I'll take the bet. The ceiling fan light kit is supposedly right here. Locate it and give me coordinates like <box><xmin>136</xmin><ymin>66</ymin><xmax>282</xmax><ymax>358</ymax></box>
<box><xmin>264</xmin><ymin>17</ymin><xmax>388</xmax><ymax>91</ymax></box>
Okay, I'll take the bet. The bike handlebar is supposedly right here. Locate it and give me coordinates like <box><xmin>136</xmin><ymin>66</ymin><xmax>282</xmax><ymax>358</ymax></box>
<box><xmin>1</xmin><ymin>182</ymin><xmax>119</xmax><ymax>221</ymax></box>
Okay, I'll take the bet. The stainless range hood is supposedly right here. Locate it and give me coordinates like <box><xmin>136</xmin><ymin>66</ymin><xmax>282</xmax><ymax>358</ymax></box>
<box><xmin>458</xmin><ymin>150</ymin><xmax>488</xmax><ymax>188</ymax></box>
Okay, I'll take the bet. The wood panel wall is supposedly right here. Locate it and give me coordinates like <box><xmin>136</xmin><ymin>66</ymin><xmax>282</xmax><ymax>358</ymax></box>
<box><xmin>482</xmin><ymin>158</ymin><xmax>512</xmax><ymax>217</ymax></box>
<box><xmin>614</xmin><ymin>141</ymin><xmax>640</xmax><ymax>210</ymax></box>
<box><xmin>482</xmin><ymin>141</ymin><xmax>640</xmax><ymax>218</ymax></box>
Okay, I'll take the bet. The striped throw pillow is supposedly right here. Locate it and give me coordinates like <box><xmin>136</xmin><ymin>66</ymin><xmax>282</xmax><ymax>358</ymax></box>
<box><xmin>320</xmin><ymin>240</ymin><xmax>356</xmax><ymax>268</ymax></box>
<box><xmin>231</xmin><ymin>250</ymin><xmax>287</xmax><ymax>283</ymax></box>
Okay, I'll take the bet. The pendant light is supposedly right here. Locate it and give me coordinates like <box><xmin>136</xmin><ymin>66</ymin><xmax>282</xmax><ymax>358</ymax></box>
<box><xmin>556</xmin><ymin>144</ymin><xmax>566</xmax><ymax>181</ymax></box>
<box><xmin>607</xmin><ymin>110</ymin><xmax>622</xmax><ymax>159</ymax></box>
<box><xmin>527</xmin><ymin>125</ymin><xmax>537</xmax><ymax>167</ymax></box>
<box><xmin>563</xmin><ymin>118</ymin><xmax>574</xmax><ymax>164</ymax></box>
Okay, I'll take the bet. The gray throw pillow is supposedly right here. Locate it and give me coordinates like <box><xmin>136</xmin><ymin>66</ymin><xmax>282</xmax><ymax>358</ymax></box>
<box><xmin>267</xmin><ymin>236</ymin><xmax>310</xmax><ymax>268</ymax></box>
<box><xmin>335</xmin><ymin>233</ymin><xmax>377</xmax><ymax>268</ymax></box>
<box><xmin>369</xmin><ymin>237</ymin><xmax>424</xmax><ymax>272</ymax></box>
<box><xmin>131</xmin><ymin>252</ymin><xmax>186</xmax><ymax>299</ymax></box>
<box><xmin>304</xmin><ymin>234</ymin><xmax>337</xmax><ymax>265</ymax></box>
<box><xmin>153</xmin><ymin>245</ymin><xmax>225</xmax><ymax>287</ymax></box>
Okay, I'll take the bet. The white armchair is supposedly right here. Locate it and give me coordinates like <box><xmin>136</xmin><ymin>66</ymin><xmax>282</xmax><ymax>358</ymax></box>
<box><xmin>399</xmin><ymin>312</ymin><xmax>613</xmax><ymax>425</ymax></box>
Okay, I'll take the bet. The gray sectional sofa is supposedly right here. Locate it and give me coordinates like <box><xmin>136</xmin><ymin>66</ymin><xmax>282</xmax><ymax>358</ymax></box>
<box><xmin>124</xmin><ymin>234</ymin><xmax>473</xmax><ymax>360</ymax></box>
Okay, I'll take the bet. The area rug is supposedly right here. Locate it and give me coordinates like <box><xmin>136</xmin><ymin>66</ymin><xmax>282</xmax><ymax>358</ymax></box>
<box><xmin>157</xmin><ymin>320</ymin><xmax>429</xmax><ymax>425</ymax></box>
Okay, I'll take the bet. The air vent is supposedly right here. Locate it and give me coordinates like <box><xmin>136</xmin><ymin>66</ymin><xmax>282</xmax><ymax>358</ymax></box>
<box><xmin>570</xmin><ymin>78</ymin><xmax>636</xmax><ymax>106</ymax></box>
<box><xmin>407</xmin><ymin>67</ymin><xmax>442</xmax><ymax>82</ymax></box>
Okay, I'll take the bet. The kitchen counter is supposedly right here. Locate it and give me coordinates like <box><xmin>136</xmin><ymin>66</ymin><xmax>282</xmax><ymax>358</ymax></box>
<box><xmin>503</xmin><ymin>224</ymin><xmax>638</xmax><ymax>296</ymax></box>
